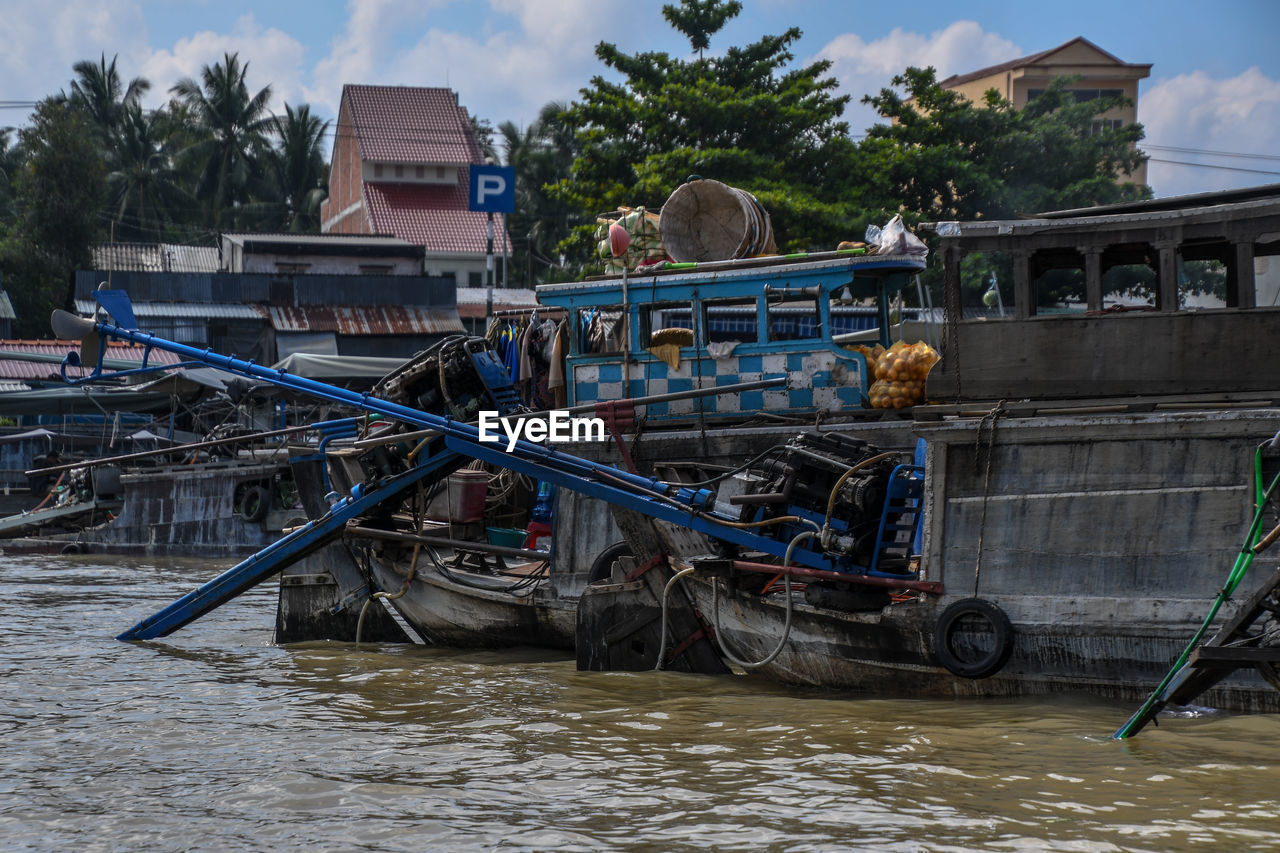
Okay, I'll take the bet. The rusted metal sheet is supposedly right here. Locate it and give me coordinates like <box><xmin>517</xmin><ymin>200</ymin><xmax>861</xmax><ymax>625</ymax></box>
<box><xmin>0</xmin><ymin>342</ymin><xmax>181</xmax><ymax>382</ymax></box>
<box><xmin>265</xmin><ymin>305</ymin><xmax>464</xmax><ymax>335</ymax></box>
<box><xmin>91</xmin><ymin>242</ymin><xmax>221</xmax><ymax>274</ymax></box>
<box><xmin>74</xmin><ymin>299</ymin><xmax>265</xmax><ymax>320</ymax></box>
<box><xmin>454</xmin><ymin>287</ymin><xmax>539</xmax><ymax>319</ymax></box>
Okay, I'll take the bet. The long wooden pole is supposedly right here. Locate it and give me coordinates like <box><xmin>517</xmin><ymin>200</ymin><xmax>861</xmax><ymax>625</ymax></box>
<box><xmin>24</xmin><ymin>423</ymin><xmax>319</xmax><ymax>477</ymax></box>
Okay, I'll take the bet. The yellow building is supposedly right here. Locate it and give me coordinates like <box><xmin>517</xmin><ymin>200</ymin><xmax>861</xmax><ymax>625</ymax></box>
<box><xmin>938</xmin><ymin>37</ymin><xmax>1151</xmax><ymax>184</ymax></box>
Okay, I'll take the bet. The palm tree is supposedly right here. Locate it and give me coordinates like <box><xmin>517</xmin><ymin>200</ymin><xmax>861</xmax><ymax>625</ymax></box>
<box><xmin>69</xmin><ymin>54</ymin><xmax>150</xmax><ymax>137</ymax></box>
<box><xmin>501</xmin><ymin>101</ymin><xmax>580</xmax><ymax>283</ymax></box>
<box><xmin>106</xmin><ymin>104</ymin><xmax>193</xmax><ymax>241</ymax></box>
<box><xmin>170</xmin><ymin>52</ymin><xmax>273</xmax><ymax>228</ymax></box>
<box><xmin>0</xmin><ymin>127</ymin><xmax>23</xmax><ymax>217</ymax></box>
<box><xmin>264</xmin><ymin>103</ymin><xmax>330</xmax><ymax>232</ymax></box>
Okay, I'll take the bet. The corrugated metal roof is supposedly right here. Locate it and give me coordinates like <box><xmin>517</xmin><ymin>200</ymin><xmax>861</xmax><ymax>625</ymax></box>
<box><xmin>266</xmin><ymin>305</ymin><xmax>464</xmax><ymax>335</ymax></box>
<box><xmin>222</xmin><ymin>232</ymin><xmax>424</xmax><ymax>256</ymax></box>
<box><xmin>0</xmin><ymin>290</ymin><xmax>14</xmax><ymax>321</ymax></box>
<box><xmin>342</xmin><ymin>85</ymin><xmax>482</xmax><ymax>164</ymax></box>
<box><xmin>92</xmin><ymin>243</ymin><xmax>221</xmax><ymax>273</ymax></box>
<box><xmin>0</xmin><ymin>340</ymin><xmax>181</xmax><ymax>382</ymax></box>
<box><xmin>454</xmin><ymin>287</ymin><xmax>539</xmax><ymax>319</ymax></box>
<box><xmin>223</xmin><ymin>232</ymin><xmax>414</xmax><ymax>247</ymax></box>
<box><xmin>0</xmin><ymin>341</ymin><xmax>182</xmax><ymax>363</ymax></box>
<box><xmin>75</xmin><ymin>299</ymin><xmax>266</xmax><ymax>320</ymax></box>
<box><xmin>362</xmin><ymin>178</ymin><xmax>511</xmax><ymax>254</ymax></box>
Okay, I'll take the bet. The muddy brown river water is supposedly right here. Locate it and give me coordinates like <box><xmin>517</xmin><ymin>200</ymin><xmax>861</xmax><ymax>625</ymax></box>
<box><xmin>3</xmin><ymin>555</ymin><xmax>1280</xmax><ymax>851</ymax></box>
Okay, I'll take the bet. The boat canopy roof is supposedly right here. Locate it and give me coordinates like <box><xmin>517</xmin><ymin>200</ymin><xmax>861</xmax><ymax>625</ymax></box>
<box><xmin>536</xmin><ymin>252</ymin><xmax>925</xmax><ymax>309</ymax></box>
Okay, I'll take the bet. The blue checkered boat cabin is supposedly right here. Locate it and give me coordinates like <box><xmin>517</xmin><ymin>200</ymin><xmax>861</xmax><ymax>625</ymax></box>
<box><xmin>535</xmin><ymin>252</ymin><xmax>927</xmax><ymax>423</ymax></box>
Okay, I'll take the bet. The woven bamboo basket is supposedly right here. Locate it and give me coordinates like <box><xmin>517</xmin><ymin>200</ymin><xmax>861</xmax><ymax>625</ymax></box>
<box><xmin>658</xmin><ymin>179</ymin><xmax>776</xmax><ymax>262</ymax></box>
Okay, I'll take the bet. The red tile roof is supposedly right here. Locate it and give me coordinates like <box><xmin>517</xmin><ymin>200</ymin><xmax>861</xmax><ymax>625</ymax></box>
<box><xmin>363</xmin><ymin>177</ymin><xmax>511</xmax><ymax>254</ymax></box>
<box><xmin>343</xmin><ymin>84</ymin><xmax>483</xmax><ymax>164</ymax></box>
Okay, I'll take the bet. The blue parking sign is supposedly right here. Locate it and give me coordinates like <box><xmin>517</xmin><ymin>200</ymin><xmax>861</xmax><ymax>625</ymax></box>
<box><xmin>469</xmin><ymin>164</ymin><xmax>515</xmax><ymax>213</ymax></box>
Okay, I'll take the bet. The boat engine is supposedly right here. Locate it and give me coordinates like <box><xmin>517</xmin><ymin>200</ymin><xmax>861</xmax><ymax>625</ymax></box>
<box><xmin>711</xmin><ymin>431</ymin><xmax>910</xmax><ymax>569</ymax></box>
<box><xmin>373</xmin><ymin>336</ymin><xmax>523</xmax><ymax>421</ymax></box>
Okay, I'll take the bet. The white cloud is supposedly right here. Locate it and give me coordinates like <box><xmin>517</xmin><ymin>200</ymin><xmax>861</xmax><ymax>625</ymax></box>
<box><xmin>306</xmin><ymin>0</ymin><xmax>640</xmax><ymax>130</ymax></box>
<box><xmin>138</xmin><ymin>15</ymin><xmax>309</xmax><ymax>116</ymax></box>
<box><xmin>306</xmin><ymin>0</ymin><xmax>450</xmax><ymax>115</ymax></box>
<box><xmin>0</xmin><ymin>0</ymin><xmax>151</xmax><ymax>104</ymax></box>
<box><xmin>1140</xmin><ymin>68</ymin><xmax>1280</xmax><ymax>197</ymax></box>
<box><xmin>812</xmin><ymin>20</ymin><xmax>1022</xmax><ymax>135</ymax></box>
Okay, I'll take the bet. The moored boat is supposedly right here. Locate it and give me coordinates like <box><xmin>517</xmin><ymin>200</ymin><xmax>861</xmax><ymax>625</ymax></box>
<box><xmin>575</xmin><ymin>186</ymin><xmax>1280</xmax><ymax>717</ymax></box>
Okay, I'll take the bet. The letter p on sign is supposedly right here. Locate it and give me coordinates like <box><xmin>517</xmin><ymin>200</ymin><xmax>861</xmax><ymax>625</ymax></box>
<box><xmin>469</xmin><ymin>164</ymin><xmax>515</xmax><ymax>213</ymax></box>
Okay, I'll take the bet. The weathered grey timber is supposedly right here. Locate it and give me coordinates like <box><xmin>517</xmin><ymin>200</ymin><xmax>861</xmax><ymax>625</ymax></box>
<box><xmin>926</xmin><ymin>308</ymin><xmax>1280</xmax><ymax>401</ymax></box>
<box><xmin>927</xmin><ymin>186</ymin><xmax>1280</xmax><ymax>401</ymax></box>
<box><xmin>682</xmin><ymin>407</ymin><xmax>1280</xmax><ymax>710</ymax></box>
<box><xmin>1</xmin><ymin>460</ymin><xmax>301</xmax><ymax>558</ymax></box>
<box><xmin>575</xmin><ymin>187</ymin><xmax>1280</xmax><ymax>713</ymax></box>
<box><xmin>277</xmin><ymin>417</ymin><xmax>919</xmax><ymax>652</ymax></box>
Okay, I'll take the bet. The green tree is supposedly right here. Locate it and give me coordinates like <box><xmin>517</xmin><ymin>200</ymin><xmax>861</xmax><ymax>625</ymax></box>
<box><xmin>501</xmin><ymin>101</ymin><xmax>580</xmax><ymax>284</ymax></box>
<box><xmin>1</xmin><ymin>99</ymin><xmax>107</xmax><ymax>333</ymax></box>
<box><xmin>170</xmin><ymin>52</ymin><xmax>274</xmax><ymax>228</ymax></box>
<box><xmin>555</xmin><ymin>0</ymin><xmax>861</xmax><ymax>265</ymax></box>
<box><xmin>857</xmin><ymin>68</ymin><xmax>1149</xmax><ymax>222</ymax></box>
<box><xmin>662</xmin><ymin>0</ymin><xmax>741</xmax><ymax>57</ymax></box>
<box><xmin>261</xmin><ymin>103</ymin><xmax>330</xmax><ymax>232</ymax></box>
<box><xmin>0</xmin><ymin>128</ymin><xmax>22</xmax><ymax>219</ymax></box>
<box><xmin>68</xmin><ymin>53</ymin><xmax>151</xmax><ymax>140</ymax></box>
<box><xmin>858</xmin><ymin>68</ymin><xmax>1151</xmax><ymax>307</ymax></box>
<box><xmin>106</xmin><ymin>104</ymin><xmax>193</xmax><ymax>241</ymax></box>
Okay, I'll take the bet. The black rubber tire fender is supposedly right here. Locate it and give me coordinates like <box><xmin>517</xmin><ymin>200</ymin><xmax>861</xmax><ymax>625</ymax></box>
<box><xmin>587</xmin><ymin>541</ymin><xmax>632</xmax><ymax>584</ymax></box>
<box><xmin>239</xmin><ymin>484</ymin><xmax>271</xmax><ymax>523</ymax></box>
<box><xmin>934</xmin><ymin>597</ymin><xmax>1015</xmax><ymax>679</ymax></box>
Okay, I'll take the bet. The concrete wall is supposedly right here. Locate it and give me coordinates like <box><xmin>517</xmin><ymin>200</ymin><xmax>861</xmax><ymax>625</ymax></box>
<box><xmin>917</xmin><ymin>409</ymin><xmax>1278</xmax><ymax>630</ymax></box>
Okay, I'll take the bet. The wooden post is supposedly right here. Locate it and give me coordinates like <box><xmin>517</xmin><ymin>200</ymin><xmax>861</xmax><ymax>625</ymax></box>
<box><xmin>1012</xmin><ymin>251</ymin><xmax>1033</xmax><ymax>319</ymax></box>
<box><xmin>1156</xmin><ymin>242</ymin><xmax>1179</xmax><ymax>311</ymax></box>
<box><xmin>1231</xmin><ymin>240</ymin><xmax>1257</xmax><ymax>308</ymax></box>
<box><xmin>938</xmin><ymin>244</ymin><xmax>964</xmax><ymax>401</ymax></box>
<box><xmin>1082</xmin><ymin>248</ymin><xmax>1103</xmax><ymax>311</ymax></box>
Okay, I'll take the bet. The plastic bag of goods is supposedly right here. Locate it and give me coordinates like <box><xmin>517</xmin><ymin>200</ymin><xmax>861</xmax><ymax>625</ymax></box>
<box><xmin>867</xmin><ymin>341</ymin><xmax>939</xmax><ymax>409</ymax></box>
<box><xmin>866</xmin><ymin>214</ymin><xmax>928</xmax><ymax>258</ymax></box>
<box><xmin>595</xmin><ymin>206</ymin><xmax>668</xmax><ymax>274</ymax></box>
<box><xmin>844</xmin><ymin>343</ymin><xmax>885</xmax><ymax>381</ymax></box>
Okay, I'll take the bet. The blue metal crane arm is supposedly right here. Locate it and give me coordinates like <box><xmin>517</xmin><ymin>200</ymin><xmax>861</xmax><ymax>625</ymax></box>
<box><xmin>54</xmin><ymin>303</ymin><xmax>675</xmax><ymax>500</ymax></box>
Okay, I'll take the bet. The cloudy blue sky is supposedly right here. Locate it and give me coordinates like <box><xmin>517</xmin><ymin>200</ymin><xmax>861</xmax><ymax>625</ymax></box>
<box><xmin>4</xmin><ymin>0</ymin><xmax>1278</xmax><ymax>198</ymax></box>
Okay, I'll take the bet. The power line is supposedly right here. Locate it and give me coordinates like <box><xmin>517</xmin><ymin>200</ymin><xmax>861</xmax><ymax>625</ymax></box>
<box><xmin>1143</xmin><ymin>144</ymin><xmax>1280</xmax><ymax>163</ymax></box>
<box><xmin>1145</xmin><ymin>157</ymin><xmax>1280</xmax><ymax>177</ymax></box>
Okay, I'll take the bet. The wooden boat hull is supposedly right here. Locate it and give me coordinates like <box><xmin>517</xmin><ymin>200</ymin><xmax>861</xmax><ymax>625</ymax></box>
<box><xmin>681</xmin><ymin>576</ymin><xmax>1280</xmax><ymax>712</ymax></box>
<box><xmin>574</xmin><ymin>405</ymin><xmax>1280</xmax><ymax>713</ymax></box>
<box><xmin>368</xmin><ymin>557</ymin><xmax>576</xmax><ymax>650</ymax></box>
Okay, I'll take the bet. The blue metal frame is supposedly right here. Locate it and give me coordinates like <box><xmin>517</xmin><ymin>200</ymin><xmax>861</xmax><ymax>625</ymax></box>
<box><xmin>117</xmin><ymin>450</ymin><xmax>454</xmax><ymax>640</ymax></box>
<box><xmin>537</xmin><ymin>254</ymin><xmax>923</xmax><ymax>418</ymax></box>
<box><xmin>867</xmin><ymin>464</ymin><xmax>925</xmax><ymax>578</ymax></box>
<box><xmin>61</xmin><ymin>288</ymin><xmax>931</xmax><ymax>639</ymax></box>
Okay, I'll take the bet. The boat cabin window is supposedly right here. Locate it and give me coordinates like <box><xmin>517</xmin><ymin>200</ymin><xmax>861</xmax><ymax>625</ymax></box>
<box><xmin>577</xmin><ymin>307</ymin><xmax>626</xmax><ymax>354</ymax></box>
<box><xmin>703</xmin><ymin>300</ymin><xmax>759</xmax><ymax>344</ymax></box>
<box><xmin>767</xmin><ymin>297</ymin><xmax>822</xmax><ymax>342</ymax></box>
<box><xmin>643</xmin><ymin>302</ymin><xmax>695</xmax><ymax>348</ymax></box>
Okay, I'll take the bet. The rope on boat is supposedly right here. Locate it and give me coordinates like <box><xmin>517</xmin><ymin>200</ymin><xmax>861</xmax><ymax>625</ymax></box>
<box><xmin>654</xmin><ymin>565</ymin><xmax>697</xmax><ymax>671</ymax></box>
<box><xmin>710</xmin><ymin>531</ymin><xmax>814</xmax><ymax>670</ymax></box>
<box><xmin>972</xmin><ymin>400</ymin><xmax>1007</xmax><ymax>597</ymax></box>
<box><xmin>355</xmin><ymin>484</ymin><xmax>429</xmax><ymax>646</ymax></box>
